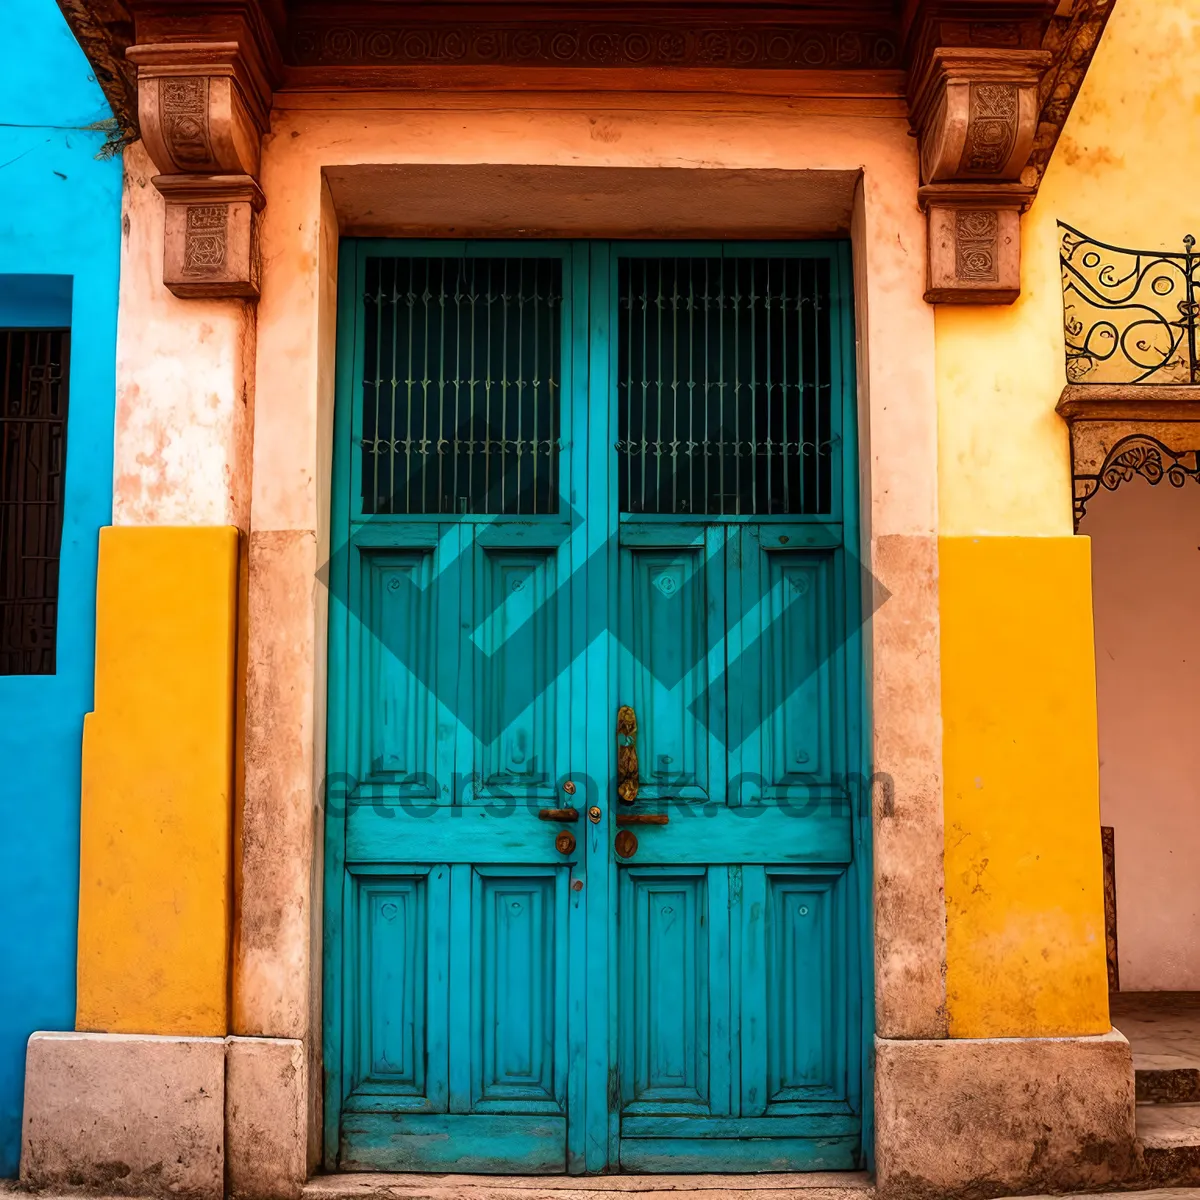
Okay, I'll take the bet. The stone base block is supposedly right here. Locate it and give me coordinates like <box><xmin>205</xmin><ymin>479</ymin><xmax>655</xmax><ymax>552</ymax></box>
<box><xmin>21</xmin><ymin>1032</ymin><xmax>224</xmax><ymax>1198</ymax></box>
<box><xmin>875</xmin><ymin>1030</ymin><xmax>1136</xmax><ymax>1200</ymax></box>
<box><xmin>226</xmin><ymin>1036</ymin><xmax>307</xmax><ymax>1200</ymax></box>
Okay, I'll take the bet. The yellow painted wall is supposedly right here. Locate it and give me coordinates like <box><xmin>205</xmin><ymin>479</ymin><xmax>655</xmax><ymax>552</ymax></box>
<box><xmin>77</xmin><ymin>526</ymin><xmax>238</xmax><ymax>1036</ymax></box>
<box><xmin>939</xmin><ymin>0</ymin><xmax>1200</xmax><ymax>538</ymax></box>
<box><xmin>940</xmin><ymin>537</ymin><xmax>1109</xmax><ymax>1038</ymax></box>
<box><xmin>936</xmin><ymin>0</ymin><xmax>1200</xmax><ymax>1035</ymax></box>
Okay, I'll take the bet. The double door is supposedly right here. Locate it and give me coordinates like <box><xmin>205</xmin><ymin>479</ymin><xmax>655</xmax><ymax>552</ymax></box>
<box><xmin>324</xmin><ymin>241</ymin><xmax>867</xmax><ymax>1174</ymax></box>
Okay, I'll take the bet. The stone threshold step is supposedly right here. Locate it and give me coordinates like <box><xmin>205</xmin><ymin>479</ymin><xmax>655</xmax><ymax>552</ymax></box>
<box><xmin>303</xmin><ymin>1173</ymin><xmax>873</xmax><ymax>1200</ymax></box>
<box><xmin>1136</xmin><ymin>1104</ymin><xmax>1200</xmax><ymax>1188</ymax></box>
<box><xmin>1138</xmin><ymin>1063</ymin><xmax>1200</xmax><ymax>1105</ymax></box>
<box><xmin>1015</xmin><ymin>1192</ymin><xmax>1200</xmax><ymax>1199</ymax></box>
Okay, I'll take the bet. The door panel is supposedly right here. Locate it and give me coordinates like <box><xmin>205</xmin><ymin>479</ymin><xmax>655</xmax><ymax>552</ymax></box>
<box><xmin>329</xmin><ymin>246</ymin><xmax>587</xmax><ymax>1173</ymax></box>
<box><xmin>610</xmin><ymin>247</ymin><xmax>862</xmax><ymax>1172</ymax></box>
<box><xmin>326</xmin><ymin>240</ymin><xmax>865</xmax><ymax>1175</ymax></box>
<box><xmin>471</xmin><ymin>868</ymin><xmax>567</xmax><ymax>1112</ymax></box>
<box><xmin>619</xmin><ymin>868</ymin><xmax>714</xmax><ymax>1113</ymax></box>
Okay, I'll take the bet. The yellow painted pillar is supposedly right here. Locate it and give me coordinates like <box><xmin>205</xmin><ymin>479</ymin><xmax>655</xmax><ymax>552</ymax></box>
<box><xmin>76</xmin><ymin>526</ymin><xmax>239</xmax><ymax>1036</ymax></box>
<box><xmin>940</xmin><ymin>535</ymin><xmax>1110</xmax><ymax>1038</ymax></box>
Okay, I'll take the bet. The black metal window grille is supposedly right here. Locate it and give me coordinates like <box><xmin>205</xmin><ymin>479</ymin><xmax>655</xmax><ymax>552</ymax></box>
<box><xmin>361</xmin><ymin>257</ymin><xmax>562</xmax><ymax>516</ymax></box>
<box><xmin>1</xmin><ymin>328</ymin><xmax>70</xmax><ymax>675</ymax></box>
<box><xmin>1060</xmin><ymin>222</ymin><xmax>1200</xmax><ymax>385</ymax></box>
<box><xmin>617</xmin><ymin>256</ymin><xmax>834</xmax><ymax>516</ymax></box>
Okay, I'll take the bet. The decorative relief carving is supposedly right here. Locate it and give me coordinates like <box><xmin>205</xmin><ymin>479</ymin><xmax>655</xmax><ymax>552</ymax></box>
<box><xmin>968</xmin><ymin>22</ymin><xmax>1023</xmax><ymax>47</ymax></box>
<box><xmin>128</xmin><ymin>37</ymin><xmax>274</xmax><ymax>301</ymax></box>
<box><xmin>923</xmin><ymin>192</ymin><xmax>1023</xmax><ymax>303</ymax></box>
<box><xmin>955</xmin><ymin>210</ymin><xmax>1000</xmax><ymax>282</ymax></box>
<box><xmin>286</xmin><ymin>23</ymin><xmax>899</xmax><ymax>70</ymax></box>
<box><xmin>158</xmin><ymin>77</ymin><xmax>214</xmax><ymax>170</ymax></box>
<box><xmin>908</xmin><ymin>15</ymin><xmax>1052</xmax><ymax>304</ymax></box>
<box><xmin>1073</xmin><ymin>434</ymin><xmax>1200</xmax><ymax>526</ymax></box>
<box><xmin>960</xmin><ymin>83</ymin><xmax>1019</xmax><ymax>174</ymax></box>
<box><xmin>183</xmin><ymin>205</ymin><xmax>228</xmax><ymax>275</ymax></box>
<box><xmin>157</xmin><ymin>175</ymin><xmax>264</xmax><ymax>300</ymax></box>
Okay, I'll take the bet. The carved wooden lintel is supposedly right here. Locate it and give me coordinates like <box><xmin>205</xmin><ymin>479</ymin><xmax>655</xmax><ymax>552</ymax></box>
<box><xmin>126</xmin><ymin>14</ymin><xmax>275</xmax><ymax>299</ymax></box>
<box><xmin>906</xmin><ymin>1</ymin><xmax>1055</xmax><ymax>304</ymax></box>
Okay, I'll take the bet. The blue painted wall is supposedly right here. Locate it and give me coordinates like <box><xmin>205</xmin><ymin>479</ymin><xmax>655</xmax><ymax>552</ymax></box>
<box><xmin>0</xmin><ymin>0</ymin><xmax>122</xmax><ymax>1175</ymax></box>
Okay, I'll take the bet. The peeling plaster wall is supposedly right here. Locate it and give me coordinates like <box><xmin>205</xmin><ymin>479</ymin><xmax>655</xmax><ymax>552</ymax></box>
<box><xmin>113</xmin><ymin>142</ymin><xmax>256</xmax><ymax>530</ymax></box>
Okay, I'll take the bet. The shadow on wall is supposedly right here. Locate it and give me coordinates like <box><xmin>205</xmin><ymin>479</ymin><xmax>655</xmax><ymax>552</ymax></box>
<box><xmin>0</xmin><ymin>0</ymin><xmax>123</xmax><ymax>1176</ymax></box>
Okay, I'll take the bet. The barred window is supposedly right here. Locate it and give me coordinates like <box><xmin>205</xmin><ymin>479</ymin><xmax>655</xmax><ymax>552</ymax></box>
<box><xmin>1</xmin><ymin>329</ymin><xmax>70</xmax><ymax>675</ymax></box>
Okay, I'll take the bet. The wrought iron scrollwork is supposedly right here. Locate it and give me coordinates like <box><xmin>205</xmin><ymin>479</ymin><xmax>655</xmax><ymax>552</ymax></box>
<box><xmin>1074</xmin><ymin>434</ymin><xmax>1200</xmax><ymax>526</ymax></box>
<box><xmin>1060</xmin><ymin>222</ymin><xmax>1200</xmax><ymax>385</ymax></box>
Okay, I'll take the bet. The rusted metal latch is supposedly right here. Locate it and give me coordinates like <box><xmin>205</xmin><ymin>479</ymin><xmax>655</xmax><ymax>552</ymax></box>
<box><xmin>616</xmin><ymin>705</ymin><xmax>639</xmax><ymax>805</ymax></box>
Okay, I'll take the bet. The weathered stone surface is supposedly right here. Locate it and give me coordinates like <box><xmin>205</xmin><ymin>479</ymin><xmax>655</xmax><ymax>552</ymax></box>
<box><xmin>21</xmin><ymin>1032</ymin><xmax>224</xmax><ymax>1198</ymax></box>
<box><xmin>226</xmin><ymin>1036</ymin><xmax>308</xmax><ymax>1200</ymax></box>
<box><xmin>875</xmin><ymin>1030</ymin><xmax>1137</xmax><ymax>1200</ymax></box>
<box><xmin>303</xmin><ymin>1174</ymin><xmax>873</xmax><ymax>1200</ymax></box>
<box><xmin>870</xmin><ymin>532</ymin><xmax>947</xmax><ymax>1041</ymax></box>
<box><xmin>1137</xmin><ymin>1104</ymin><xmax>1200</xmax><ymax>1187</ymax></box>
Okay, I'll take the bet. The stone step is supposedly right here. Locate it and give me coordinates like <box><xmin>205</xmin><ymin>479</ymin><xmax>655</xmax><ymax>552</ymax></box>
<box><xmin>1139</xmin><ymin>1066</ymin><xmax>1200</xmax><ymax>1105</ymax></box>
<box><xmin>1138</xmin><ymin>1058</ymin><xmax>1200</xmax><ymax>1104</ymax></box>
<box><xmin>302</xmin><ymin>1173</ymin><xmax>874</xmax><ymax>1200</ymax></box>
<box><xmin>1137</xmin><ymin>1103</ymin><xmax>1200</xmax><ymax>1188</ymax></box>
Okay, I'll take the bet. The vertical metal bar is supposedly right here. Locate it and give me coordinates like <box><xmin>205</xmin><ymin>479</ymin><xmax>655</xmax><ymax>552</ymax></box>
<box><xmin>500</xmin><ymin>258</ymin><xmax>510</xmax><ymax>514</ymax></box>
<box><xmin>718</xmin><ymin>258</ymin><xmax>726</xmax><ymax>515</ymax></box>
<box><xmin>686</xmin><ymin>259</ymin><xmax>696</xmax><ymax>516</ymax></box>
<box><xmin>656</xmin><ymin>258</ymin><xmax>665</xmax><ymax>513</ymax></box>
<box><xmin>750</xmin><ymin>260</ymin><xmax>759</xmax><ymax>516</ymax></box>
<box><xmin>367</xmin><ymin>263</ymin><xmax>379</xmax><ymax>512</ymax></box>
<box><xmin>814</xmin><ymin>260</ymin><xmax>824</xmax><ymax>513</ymax></box>
<box><xmin>403</xmin><ymin>260</ymin><xmax>416</xmax><ymax>514</ymax></box>
<box><xmin>437</xmin><ymin>258</ymin><xmax>447</xmax><ymax>513</ymax></box>
<box><xmin>421</xmin><ymin>258</ymin><xmax>432</xmax><ymax>514</ymax></box>
<box><xmin>733</xmin><ymin>259</ymin><xmax>741</xmax><ymax>515</ymax></box>
<box><xmin>628</xmin><ymin>260</ymin><xmax>638</xmax><ymax>513</ymax></box>
<box><xmin>531</xmin><ymin>260</ymin><xmax>540</xmax><ymax>515</ymax></box>
<box><xmin>702</xmin><ymin>259</ymin><xmax>711</xmax><ymax>515</ymax></box>
<box><xmin>452</xmin><ymin>259</ymin><xmax>462</xmax><ymax>512</ymax></box>
<box><xmin>468</xmin><ymin>260</ymin><xmax>477</xmax><ymax>512</ymax></box>
<box><xmin>798</xmin><ymin>259</ymin><xmax>807</xmax><ymax>512</ymax></box>
<box><xmin>764</xmin><ymin>260</ymin><xmax>773</xmax><ymax>515</ymax></box>
<box><xmin>378</xmin><ymin>260</ymin><xmax>389</xmax><ymax>513</ymax></box>
<box><xmin>640</xmin><ymin>260</ymin><xmax>649</xmax><ymax>514</ymax></box>
<box><xmin>549</xmin><ymin>261</ymin><xmax>559</xmax><ymax>510</ymax></box>
<box><xmin>670</xmin><ymin>259</ymin><xmax>679</xmax><ymax>514</ymax></box>
<box><xmin>781</xmin><ymin>260</ymin><xmax>790</xmax><ymax>514</ymax></box>
<box><xmin>483</xmin><ymin>261</ymin><xmax>493</xmax><ymax>513</ymax></box>
<box><xmin>1186</xmin><ymin>235</ymin><xmax>1199</xmax><ymax>385</ymax></box>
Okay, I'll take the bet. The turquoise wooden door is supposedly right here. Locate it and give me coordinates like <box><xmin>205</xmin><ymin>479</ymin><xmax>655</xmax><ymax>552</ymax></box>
<box><xmin>325</xmin><ymin>241</ymin><xmax>867</xmax><ymax>1175</ymax></box>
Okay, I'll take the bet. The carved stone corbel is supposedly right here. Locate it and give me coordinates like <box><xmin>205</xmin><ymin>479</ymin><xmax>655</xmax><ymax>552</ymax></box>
<box><xmin>906</xmin><ymin>2</ymin><xmax>1055</xmax><ymax>304</ymax></box>
<box><xmin>127</xmin><ymin>35</ymin><xmax>274</xmax><ymax>299</ymax></box>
